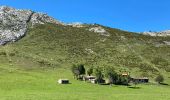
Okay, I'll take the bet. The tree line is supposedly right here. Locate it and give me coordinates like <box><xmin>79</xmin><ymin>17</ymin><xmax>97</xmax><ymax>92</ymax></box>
<box><xmin>71</xmin><ymin>64</ymin><xmax>165</xmax><ymax>85</ymax></box>
<box><xmin>71</xmin><ymin>64</ymin><xmax>130</xmax><ymax>85</ymax></box>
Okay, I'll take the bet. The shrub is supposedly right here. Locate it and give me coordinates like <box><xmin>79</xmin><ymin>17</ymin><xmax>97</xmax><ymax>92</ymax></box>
<box><xmin>71</xmin><ymin>64</ymin><xmax>80</xmax><ymax>80</ymax></box>
<box><xmin>0</xmin><ymin>51</ymin><xmax>7</xmax><ymax>56</ymax></box>
<box><xmin>93</xmin><ymin>67</ymin><xmax>104</xmax><ymax>84</ymax></box>
<box><xmin>104</xmin><ymin>67</ymin><xmax>130</xmax><ymax>85</ymax></box>
<box><xmin>71</xmin><ymin>64</ymin><xmax>86</xmax><ymax>80</ymax></box>
<box><xmin>87</xmin><ymin>67</ymin><xmax>93</xmax><ymax>76</ymax></box>
<box><xmin>116</xmin><ymin>75</ymin><xmax>129</xmax><ymax>85</ymax></box>
<box><xmin>77</xmin><ymin>64</ymin><xmax>85</xmax><ymax>75</ymax></box>
<box><xmin>104</xmin><ymin>67</ymin><xmax>118</xmax><ymax>85</ymax></box>
<box><xmin>155</xmin><ymin>75</ymin><xmax>164</xmax><ymax>84</ymax></box>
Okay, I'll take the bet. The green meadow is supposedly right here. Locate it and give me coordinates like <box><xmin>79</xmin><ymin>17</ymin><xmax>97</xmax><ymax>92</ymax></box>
<box><xmin>0</xmin><ymin>63</ymin><xmax>169</xmax><ymax>100</ymax></box>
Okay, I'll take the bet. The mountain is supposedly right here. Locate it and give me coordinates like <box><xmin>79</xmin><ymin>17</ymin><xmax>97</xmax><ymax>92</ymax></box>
<box><xmin>0</xmin><ymin>6</ymin><xmax>170</xmax><ymax>77</ymax></box>
<box><xmin>0</xmin><ymin>6</ymin><xmax>63</xmax><ymax>45</ymax></box>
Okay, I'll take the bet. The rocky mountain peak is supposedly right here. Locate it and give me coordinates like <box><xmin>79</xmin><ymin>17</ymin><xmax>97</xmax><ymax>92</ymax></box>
<box><xmin>0</xmin><ymin>6</ymin><xmax>63</xmax><ymax>45</ymax></box>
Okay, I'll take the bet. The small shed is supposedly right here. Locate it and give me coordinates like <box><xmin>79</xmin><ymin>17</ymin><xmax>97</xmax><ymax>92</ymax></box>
<box><xmin>58</xmin><ymin>79</ymin><xmax>69</xmax><ymax>84</ymax></box>
<box><xmin>83</xmin><ymin>76</ymin><xmax>96</xmax><ymax>81</ymax></box>
<box><xmin>131</xmin><ymin>77</ymin><xmax>149</xmax><ymax>83</ymax></box>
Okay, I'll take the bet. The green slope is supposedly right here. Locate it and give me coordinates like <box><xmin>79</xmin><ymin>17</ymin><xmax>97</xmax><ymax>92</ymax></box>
<box><xmin>0</xmin><ymin>23</ymin><xmax>170</xmax><ymax>77</ymax></box>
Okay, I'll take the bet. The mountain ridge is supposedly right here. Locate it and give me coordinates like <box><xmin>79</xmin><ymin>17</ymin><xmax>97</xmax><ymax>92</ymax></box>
<box><xmin>0</xmin><ymin>6</ymin><xmax>170</xmax><ymax>46</ymax></box>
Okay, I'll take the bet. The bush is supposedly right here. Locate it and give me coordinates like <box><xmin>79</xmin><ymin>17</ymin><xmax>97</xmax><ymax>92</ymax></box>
<box><xmin>93</xmin><ymin>67</ymin><xmax>104</xmax><ymax>84</ymax></box>
<box><xmin>87</xmin><ymin>67</ymin><xmax>93</xmax><ymax>76</ymax></box>
<box><xmin>0</xmin><ymin>51</ymin><xmax>7</xmax><ymax>56</ymax></box>
<box><xmin>104</xmin><ymin>67</ymin><xmax>118</xmax><ymax>84</ymax></box>
<box><xmin>71</xmin><ymin>64</ymin><xmax>80</xmax><ymax>80</ymax></box>
<box><xmin>77</xmin><ymin>64</ymin><xmax>85</xmax><ymax>75</ymax></box>
<box><xmin>155</xmin><ymin>75</ymin><xmax>164</xmax><ymax>84</ymax></box>
<box><xmin>71</xmin><ymin>64</ymin><xmax>85</xmax><ymax>80</ymax></box>
<box><xmin>116</xmin><ymin>75</ymin><xmax>129</xmax><ymax>85</ymax></box>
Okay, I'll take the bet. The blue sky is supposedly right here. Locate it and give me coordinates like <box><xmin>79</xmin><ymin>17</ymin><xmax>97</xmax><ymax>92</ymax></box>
<box><xmin>0</xmin><ymin>0</ymin><xmax>170</xmax><ymax>32</ymax></box>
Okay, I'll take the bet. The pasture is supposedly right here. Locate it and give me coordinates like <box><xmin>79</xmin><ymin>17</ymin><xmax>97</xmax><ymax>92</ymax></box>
<box><xmin>0</xmin><ymin>64</ymin><xmax>169</xmax><ymax>100</ymax></box>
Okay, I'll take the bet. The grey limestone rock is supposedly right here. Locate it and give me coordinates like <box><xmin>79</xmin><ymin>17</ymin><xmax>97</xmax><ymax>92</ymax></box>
<box><xmin>143</xmin><ymin>30</ymin><xmax>170</xmax><ymax>37</ymax></box>
<box><xmin>0</xmin><ymin>6</ymin><xmax>62</xmax><ymax>45</ymax></box>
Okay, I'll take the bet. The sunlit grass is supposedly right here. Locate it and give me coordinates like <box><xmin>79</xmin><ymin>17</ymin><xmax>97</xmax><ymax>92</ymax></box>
<box><xmin>0</xmin><ymin>64</ymin><xmax>169</xmax><ymax>100</ymax></box>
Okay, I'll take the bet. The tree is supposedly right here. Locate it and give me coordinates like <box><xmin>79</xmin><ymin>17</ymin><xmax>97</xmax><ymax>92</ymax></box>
<box><xmin>93</xmin><ymin>67</ymin><xmax>104</xmax><ymax>84</ymax></box>
<box><xmin>104</xmin><ymin>67</ymin><xmax>130</xmax><ymax>85</ymax></box>
<box><xmin>78</xmin><ymin>64</ymin><xmax>85</xmax><ymax>75</ymax></box>
<box><xmin>71</xmin><ymin>64</ymin><xmax>86</xmax><ymax>80</ymax></box>
<box><xmin>117</xmin><ymin>75</ymin><xmax>129</xmax><ymax>85</ymax></box>
<box><xmin>71</xmin><ymin>64</ymin><xmax>80</xmax><ymax>80</ymax></box>
<box><xmin>104</xmin><ymin>67</ymin><xmax>118</xmax><ymax>85</ymax></box>
<box><xmin>87</xmin><ymin>67</ymin><xmax>93</xmax><ymax>76</ymax></box>
<box><xmin>155</xmin><ymin>75</ymin><xmax>164</xmax><ymax>84</ymax></box>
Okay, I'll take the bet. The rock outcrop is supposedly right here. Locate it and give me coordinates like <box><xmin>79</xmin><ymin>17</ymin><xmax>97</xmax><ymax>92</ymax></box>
<box><xmin>67</xmin><ymin>22</ymin><xmax>84</xmax><ymax>28</ymax></box>
<box><xmin>30</xmin><ymin>13</ymin><xmax>62</xmax><ymax>26</ymax></box>
<box><xmin>143</xmin><ymin>30</ymin><xmax>170</xmax><ymax>37</ymax></box>
<box><xmin>89</xmin><ymin>26</ymin><xmax>110</xmax><ymax>36</ymax></box>
<box><xmin>0</xmin><ymin>6</ymin><xmax>62</xmax><ymax>45</ymax></box>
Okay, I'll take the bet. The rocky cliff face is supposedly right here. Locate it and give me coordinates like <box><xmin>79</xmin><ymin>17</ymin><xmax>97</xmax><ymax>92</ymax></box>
<box><xmin>0</xmin><ymin>6</ymin><xmax>63</xmax><ymax>45</ymax></box>
<box><xmin>143</xmin><ymin>30</ymin><xmax>170</xmax><ymax>37</ymax></box>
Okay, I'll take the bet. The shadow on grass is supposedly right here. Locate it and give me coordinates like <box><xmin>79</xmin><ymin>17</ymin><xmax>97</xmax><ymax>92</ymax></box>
<box><xmin>160</xmin><ymin>83</ymin><xmax>169</xmax><ymax>86</ymax></box>
<box><xmin>99</xmin><ymin>83</ymin><xmax>110</xmax><ymax>85</ymax></box>
<box><xmin>58</xmin><ymin>83</ymin><xmax>72</xmax><ymax>85</ymax></box>
<box><xmin>100</xmin><ymin>83</ymin><xmax>130</xmax><ymax>87</ymax></box>
<box><xmin>128</xmin><ymin>86</ymin><xmax>141</xmax><ymax>89</ymax></box>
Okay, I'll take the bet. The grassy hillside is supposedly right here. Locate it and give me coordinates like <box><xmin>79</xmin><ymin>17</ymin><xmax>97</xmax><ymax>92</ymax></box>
<box><xmin>0</xmin><ymin>23</ymin><xmax>170</xmax><ymax>100</ymax></box>
<box><xmin>0</xmin><ymin>23</ymin><xmax>170</xmax><ymax>77</ymax></box>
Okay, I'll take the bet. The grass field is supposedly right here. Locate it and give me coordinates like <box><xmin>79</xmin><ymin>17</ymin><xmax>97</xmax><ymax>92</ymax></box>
<box><xmin>0</xmin><ymin>63</ymin><xmax>169</xmax><ymax>100</ymax></box>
